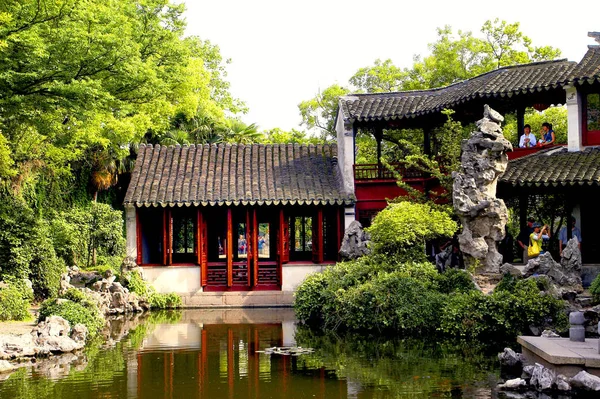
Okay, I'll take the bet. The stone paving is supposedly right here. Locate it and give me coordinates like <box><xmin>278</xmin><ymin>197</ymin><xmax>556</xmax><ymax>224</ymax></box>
<box><xmin>180</xmin><ymin>291</ymin><xmax>294</xmax><ymax>308</ymax></box>
<box><xmin>518</xmin><ymin>336</ymin><xmax>600</xmax><ymax>375</ymax></box>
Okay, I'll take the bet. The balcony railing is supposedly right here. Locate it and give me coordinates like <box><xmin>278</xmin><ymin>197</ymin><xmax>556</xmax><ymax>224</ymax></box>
<box><xmin>353</xmin><ymin>163</ymin><xmax>426</xmax><ymax>181</ymax></box>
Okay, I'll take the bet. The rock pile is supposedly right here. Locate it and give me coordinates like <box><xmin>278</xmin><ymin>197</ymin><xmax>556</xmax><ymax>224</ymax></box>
<box><xmin>498</xmin><ymin>348</ymin><xmax>600</xmax><ymax>394</ymax></box>
<box><xmin>452</xmin><ymin>105</ymin><xmax>512</xmax><ymax>273</ymax></box>
<box><xmin>339</xmin><ymin>220</ymin><xmax>371</xmax><ymax>260</ymax></box>
<box><xmin>0</xmin><ymin>316</ymin><xmax>87</xmax><ymax>361</ymax></box>
<box><xmin>523</xmin><ymin>238</ymin><xmax>584</xmax><ymax>299</ymax></box>
<box><xmin>60</xmin><ymin>268</ymin><xmax>149</xmax><ymax>315</ymax></box>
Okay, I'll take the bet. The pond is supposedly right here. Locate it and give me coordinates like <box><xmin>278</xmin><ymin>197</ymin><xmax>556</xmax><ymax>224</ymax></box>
<box><xmin>0</xmin><ymin>308</ymin><xmax>521</xmax><ymax>398</ymax></box>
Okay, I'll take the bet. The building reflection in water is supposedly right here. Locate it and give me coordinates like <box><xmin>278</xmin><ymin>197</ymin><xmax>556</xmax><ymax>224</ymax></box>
<box><xmin>135</xmin><ymin>309</ymin><xmax>346</xmax><ymax>399</ymax></box>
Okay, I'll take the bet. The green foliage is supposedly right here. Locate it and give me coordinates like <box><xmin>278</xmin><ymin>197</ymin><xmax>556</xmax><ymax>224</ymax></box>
<box><xmin>49</xmin><ymin>202</ymin><xmax>125</xmax><ymax>270</ymax></box>
<box><xmin>367</xmin><ymin>202</ymin><xmax>457</xmax><ymax>261</ymax></box>
<box><xmin>439</xmin><ymin>278</ymin><xmax>568</xmax><ymax>340</ymax></box>
<box><xmin>149</xmin><ymin>292</ymin><xmax>182</xmax><ymax>309</ymax></box>
<box><xmin>125</xmin><ymin>270</ymin><xmax>150</xmax><ymax>298</ymax></box>
<box><xmin>0</xmin><ymin>283</ymin><xmax>31</xmax><ymax>321</ymax></box>
<box><xmin>435</xmin><ymin>269</ymin><xmax>476</xmax><ymax>294</ymax></box>
<box><xmin>298</xmin><ymin>84</ymin><xmax>350</xmax><ymax>139</ymax></box>
<box><xmin>0</xmin><ymin>195</ymin><xmax>65</xmax><ymax>299</ymax></box>
<box><xmin>589</xmin><ymin>273</ymin><xmax>600</xmax><ymax>304</ymax></box>
<box><xmin>38</xmin><ymin>298</ymin><xmax>104</xmax><ymax>337</ymax></box>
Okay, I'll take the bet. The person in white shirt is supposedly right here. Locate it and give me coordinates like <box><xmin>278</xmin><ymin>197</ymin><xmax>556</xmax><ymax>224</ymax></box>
<box><xmin>519</xmin><ymin>124</ymin><xmax>537</xmax><ymax>148</ymax></box>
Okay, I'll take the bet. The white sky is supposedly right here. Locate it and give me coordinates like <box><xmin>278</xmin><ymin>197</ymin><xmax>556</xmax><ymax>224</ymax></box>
<box><xmin>181</xmin><ymin>0</ymin><xmax>600</xmax><ymax>132</ymax></box>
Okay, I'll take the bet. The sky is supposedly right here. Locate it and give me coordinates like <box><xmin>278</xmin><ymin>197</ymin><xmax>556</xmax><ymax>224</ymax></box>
<box><xmin>180</xmin><ymin>0</ymin><xmax>600</xmax><ymax>133</ymax></box>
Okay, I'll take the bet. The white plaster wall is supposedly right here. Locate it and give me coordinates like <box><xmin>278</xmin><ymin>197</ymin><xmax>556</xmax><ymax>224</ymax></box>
<box><xmin>125</xmin><ymin>205</ymin><xmax>137</xmax><ymax>260</ymax></box>
<box><xmin>140</xmin><ymin>266</ymin><xmax>201</xmax><ymax>294</ymax></box>
<box><xmin>335</xmin><ymin>101</ymin><xmax>356</xmax><ymax>195</ymax></box>
<box><xmin>282</xmin><ymin>264</ymin><xmax>327</xmax><ymax>292</ymax></box>
<box><xmin>565</xmin><ymin>85</ymin><xmax>583</xmax><ymax>152</ymax></box>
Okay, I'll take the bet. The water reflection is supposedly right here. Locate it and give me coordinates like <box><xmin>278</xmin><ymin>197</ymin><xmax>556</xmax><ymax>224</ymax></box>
<box><xmin>0</xmin><ymin>308</ymin><xmax>518</xmax><ymax>398</ymax></box>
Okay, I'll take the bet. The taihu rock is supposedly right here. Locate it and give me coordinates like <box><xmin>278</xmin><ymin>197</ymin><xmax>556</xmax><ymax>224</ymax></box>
<box><xmin>498</xmin><ymin>378</ymin><xmax>527</xmax><ymax>390</ymax></box>
<box><xmin>452</xmin><ymin>105</ymin><xmax>512</xmax><ymax>272</ymax></box>
<box><xmin>529</xmin><ymin>363</ymin><xmax>556</xmax><ymax>391</ymax></box>
<box><xmin>523</xmin><ymin>247</ymin><xmax>583</xmax><ymax>297</ymax></box>
<box><xmin>498</xmin><ymin>347</ymin><xmax>524</xmax><ymax>368</ymax></box>
<box><xmin>339</xmin><ymin>221</ymin><xmax>371</xmax><ymax>260</ymax></box>
<box><xmin>570</xmin><ymin>370</ymin><xmax>600</xmax><ymax>391</ymax></box>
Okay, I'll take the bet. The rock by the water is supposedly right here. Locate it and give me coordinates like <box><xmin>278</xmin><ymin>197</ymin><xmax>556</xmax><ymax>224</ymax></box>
<box><xmin>556</xmin><ymin>374</ymin><xmax>571</xmax><ymax>391</ymax></box>
<box><xmin>498</xmin><ymin>347</ymin><xmax>524</xmax><ymax>368</ymax></box>
<box><xmin>570</xmin><ymin>370</ymin><xmax>600</xmax><ymax>391</ymax></box>
<box><xmin>339</xmin><ymin>221</ymin><xmax>371</xmax><ymax>260</ymax></box>
<box><xmin>452</xmin><ymin>105</ymin><xmax>512</xmax><ymax>272</ymax></box>
<box><xmin>498</xmin><ymin>378</ymin><xmax>527</xmax><ymax>390</ymax></box>
<box><xmin>522</xmin><ymin>365</ymin><xmax>535</xmax><ymax>380</ymax></box>
<box><xmin>0</xmin><ymin>360</ymin><xmax>16</xmax><ymax>373</ymax></box>
<box><xmin>529</xmin><ymin>363</ymin><xmax>555</xmax><ymax>391</ymax></box>
<box><xmin>70</xmin><ymin>324</ymin><xmax>88</xmax><ymax>343</ymax></box>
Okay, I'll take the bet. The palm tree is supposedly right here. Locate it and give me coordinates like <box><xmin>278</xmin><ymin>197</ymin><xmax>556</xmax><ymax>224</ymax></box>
<box><xmin>223</xmin><ymin>119</ymin><xmax>261</xmax><ymax>144</ymax></box>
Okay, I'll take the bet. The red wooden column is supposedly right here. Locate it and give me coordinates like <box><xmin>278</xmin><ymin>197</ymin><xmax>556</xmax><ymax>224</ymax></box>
<box><xmin>278</xmin><ymin>209</ymin><xmax>289</xmax><ymax>284</ymax></box>
<box><xmin>167</xmin><ymin>208</ymin><xmax>173</xmax><ymax>265</ymax></box>
<box><xmin>197</xmin><ymin>210</ymin><xmax>208</xmax><ymax>287</ymax></box>
<box><xmin>162</xmin><ymin>209</ymin><xmax>168</xmax><ymax>266</ymax></box>
<box><xmin>227</xmin><ymin>208</ymin><xmax>233</xmax><ymax>287</ymax></box>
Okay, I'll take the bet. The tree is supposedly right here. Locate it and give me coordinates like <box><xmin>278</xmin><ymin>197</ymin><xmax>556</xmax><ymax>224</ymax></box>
<box><xmin>349</xmin><ymin>59</ymin><xmax>407</xmax><ymax>93</ymax></box>
<box><xmin>298</xmin><ymin>84</ymin><xmax>350</xmax><ymax>139</ymax></box>
<box><xmin>261</xmin><ymin>128</ymin><xmax>324</xmax><ymax>144</ymax></box>
<box><xmin>0</xmin><ymin>0</ymin><xmax>242</xmax><ymax>207</ymax></box>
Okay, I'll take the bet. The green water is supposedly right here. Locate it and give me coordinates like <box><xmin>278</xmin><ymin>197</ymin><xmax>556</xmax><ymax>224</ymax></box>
<box><xmin>0</xmin><ymin>309</ymin><xmax>508</xmax><ymax>398</ymax></box>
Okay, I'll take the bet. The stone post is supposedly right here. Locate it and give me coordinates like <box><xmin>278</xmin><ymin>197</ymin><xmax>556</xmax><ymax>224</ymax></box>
<box><xmin>569</xmin><ymin>311</ymin><xmax>585</xmax><ymax>342</ymax></box>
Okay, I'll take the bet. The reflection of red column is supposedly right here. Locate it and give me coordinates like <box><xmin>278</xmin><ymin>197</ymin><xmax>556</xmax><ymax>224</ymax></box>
<box><xmin>228</xmin><ymin>328</ymin><xmax>234</xmax><ymax>399</ymax></box>
<box><xmin>170</xmin><ymin>351</ymin><xmax>174</xmax><ymax>399</ymax></box>
<box><xmin>254</xmin><ymin>328</ymin><xmax>259</xmax><ymax>399</ymax></box>
<box><xmin>283</xmin><ymin>354</ymin><xmax>288</xmax><ymax>395</ymax></box>
<box><xmin>201</xmin><ymin>329</ymin><xmax>207</xmax><ymax>396</ymax></box>
<box><xmin>137</xmin><ymin>353</ymin><xmax>142</xmax><ymax>398</ymax></box>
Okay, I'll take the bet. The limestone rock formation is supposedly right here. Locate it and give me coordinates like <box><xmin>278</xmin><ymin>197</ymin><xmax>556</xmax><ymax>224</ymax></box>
<box><xmin>339</xmin><ymin>221</ymin><xmax>371</xmax><ymax>260</ymax></box>
<box><xmin>523</xmin><ymin>241</ymin><xmax>583</xmax><ymax>297</ymax></box>
<box><xmin>453</xmin><ymin>105</ymin><xmax>512</xmax><ymax>272</ymax></box>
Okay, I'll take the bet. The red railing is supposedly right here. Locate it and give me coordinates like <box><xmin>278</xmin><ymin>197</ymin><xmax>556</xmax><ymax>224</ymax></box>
<box><xmin>507</xmin><ymin>144</ymin><xmax>563</xmax><ymax>160</ymax></box>
<box><xmin>353</xmin><ymin>163</ymin><xmax>426</xmax><ymax>181</ymax></box>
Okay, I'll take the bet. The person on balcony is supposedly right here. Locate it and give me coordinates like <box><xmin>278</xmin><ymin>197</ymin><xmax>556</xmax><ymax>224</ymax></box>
<box><xmin>519</xmin><ymin>124</ymin><xmax>537</xmax><ymax>148</ymax></box>
<box><xmin>540</xmin><ymin>122</ymin><xmax>556</xmax><ymax>146</ymax></box>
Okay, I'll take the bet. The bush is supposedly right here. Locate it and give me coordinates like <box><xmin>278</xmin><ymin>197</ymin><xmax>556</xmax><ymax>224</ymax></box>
<box><xmin>332</xmin><ymin>274</ymin><xmax>444</xmax><ymax>333</ymax></box>
<box><xmin>436</xmin><ymin>269</ymin><xmax>476</xmax><ymax>294</ymax></box>
<box><xmin>590</xmin><ymin>273</ymin><xmax>600</xmax><ymax>304</ymax></box>
<box><xmin>38</xmin><ymin>298</ymin><xmax>104</xmax><ymax>337</ymax></box>
<box><xmin>0</xmin><ymin>284</ymin><xmax>31</xmax><ymax>321</ymax></box>
<box><xmin>149</xmin><ymin>293</ymin><xmax>182</xmax><ymax>309</ymax></box>
<box><xmin>367</xmin><ymin>202</ymin><xmax>457</xmax><ymax>261</ymax></box>
<box><xmin>440</xmin><ymin>279</ymin><xmax>568</xmax><ymax>340</ymax></box>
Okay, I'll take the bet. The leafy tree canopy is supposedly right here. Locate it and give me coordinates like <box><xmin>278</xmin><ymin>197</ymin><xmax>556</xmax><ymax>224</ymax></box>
<box><xmin>0</xmin><ymin>0</ymin><xmax>243</xmax><ymax>207</ymax></box>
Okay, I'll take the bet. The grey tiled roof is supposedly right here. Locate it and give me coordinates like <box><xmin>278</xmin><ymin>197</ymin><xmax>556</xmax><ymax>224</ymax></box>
<box><xmin>124</xmin><ymin>143</ymin><xmax>354</xmax><ymax>207</ymax></box>
<box><xmin>500</xmin><ymin>146</ymin><xmax>600</xmax><ymax>187</ymax></box>
<box><xmin>339</xmin><ymin>48</ymin><xmax>600</xmax><ymax>123</ymax></box>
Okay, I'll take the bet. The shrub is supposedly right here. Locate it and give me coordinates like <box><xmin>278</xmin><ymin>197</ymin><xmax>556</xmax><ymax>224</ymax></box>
<box><xmin>436</xmin><ymin>269</ymin><xmax>476</xmax><ymax>294</ymax></box>
<box><xmin>440</xmin><ymin>279</ymin><xmax>568</xmax><ymax>340</ymax></box>
<box><xmin>294</xmin><ymin>271</ymin><xmax>329</xmax><ymax>324</ymax></box>
<box><xmin>367</xmin><ymin>202</ymin><xmax>457</xmax><ymax>261</ymax></box>
<box><xmin>38</xmin><ymin>298</ymin><xmax>104</xmax><ymax>337</ymax></box>
<box><xmin>0</xmin><ymin>284</ymin><xmax>31</xmax><ymax>321</ymax></box>
<box><xmin>149</xmin><ymin>293</ymin><xmax>182</xmax><ymax>309</ymax></box>
<box><xmin>590</xmin><ymin>273</ymin><xmax>600</xmax><ymax>304</ymax></box>
<box><xmin>332</xmin><ymin>274</ymin><xmax>444</xmax><ymax>333</ymax></box>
